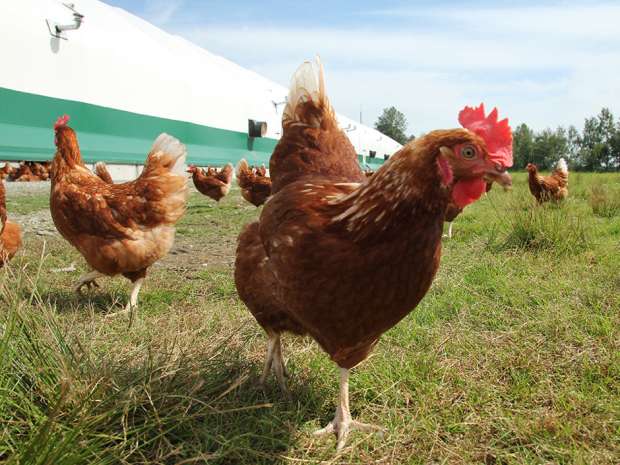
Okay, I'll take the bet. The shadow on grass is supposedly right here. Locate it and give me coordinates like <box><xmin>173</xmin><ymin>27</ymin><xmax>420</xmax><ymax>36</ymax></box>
<box><xmin>116</xmin><ymin>356</ymin><xmax>326</xmax><ymax>464</ymax></box>
<box><xmin>35</xmin><ymin>288</ymin><xmax>125</xmax><ymax>314</ymax></box>
<box><xmin>3</xmin><ymin>299</ymin><xmax>328</xmax><ymax>464</ymax></box>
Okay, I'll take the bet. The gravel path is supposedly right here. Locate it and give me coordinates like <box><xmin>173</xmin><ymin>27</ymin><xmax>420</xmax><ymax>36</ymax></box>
<box><xmin>13</xmin><ymin>210</ymin><xmax>57</xmax><ymax>237</ymax></box>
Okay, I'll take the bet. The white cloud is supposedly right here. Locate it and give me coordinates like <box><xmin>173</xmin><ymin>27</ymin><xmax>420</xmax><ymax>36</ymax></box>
<box><xmin>173</xmin><ymin>3</ymin><xmax>620</xmax><ymax>133</ymax></box>
<box><xmin>144</xmin><ymin>0</ymin><xmax>183</xmax><ymax>26</ymax></box>
<box><xmin>365</xmin><ymin>3</ymin><xmax>620</xmax><ymax>42</ymax></box>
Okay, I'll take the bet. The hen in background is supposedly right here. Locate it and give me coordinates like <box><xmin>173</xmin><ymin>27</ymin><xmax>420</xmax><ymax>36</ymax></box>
<box><xmin>0</xmin><ymin>181</ymin><xmax>22</xmax><ymax>266</ymax></box>
<box><xmin>94</xmin><ymin>162</ymin><xmax>114</xmax><ymax>184</ymax></box>
<box><xmin>0</xmin><ymin>163</ymin><xmax>14</xmax><ymax>181</ymax></box>
<box><xmin>188</xmin><ymin>164</ymin><xmax>233</xmax><ymax>202</ymax></box>
<box><xmin>31</xmin><ymin>162</ymin><xmax>50</xmax><ymax>181</ymax></box>
<box><xmin>236</xmin><ymin>159</ymin><xmax>272</xmax><ymax>207</ymax></box>
<box><xmin>235</xmin><ymin>58</ymin><xmax>513</xmax><ymax>450</ymax></box>
<box><xmin>13</xmin><ymin>164</ymin><xmax>39</xmax><ymax>182</ymax></box>
<box><xmin>256</xmin><ymin>164</ymin><xmax>268</xmax><ymax>177</ymax></box>
<box><xmin>527</xmin><ymin>158</ymin><xmax>569</xmax><ymax>203</ymax></box>
<box><xmin>50</xmin><ymin>115</ymin><xmax>188</xmax><ymax>318</ymax></box>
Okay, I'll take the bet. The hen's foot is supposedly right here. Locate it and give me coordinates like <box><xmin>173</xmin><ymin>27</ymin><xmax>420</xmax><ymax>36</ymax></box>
<box><xmin>104</xmin><ymin>278</ymin><xmax>144</xmax><ymax>327</ymax></box>
<box><xmin>259</xmin><ymin>333</ymin><xmax>290</xmax><ymax>398</ymax></box>
<box><xmin>313</xmin><ymin>367</ymin><xmax>383</xmax><ymax>451</ymax></box>
<box><xmin>313</xmin><ymin>417</ymin><xmax>382</xmax><ymax>451</ymax></box>
<box><xmin>74</xmin><ymin>271</ymin><xmax>104</xmax><ymax>295</ymax></box>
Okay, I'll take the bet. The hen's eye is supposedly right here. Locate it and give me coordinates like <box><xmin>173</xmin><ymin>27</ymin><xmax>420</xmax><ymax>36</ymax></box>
<box><xmin>461</xmin><ymin>145</ymin><xmax>477</xmax><ymax>159</ymax></box>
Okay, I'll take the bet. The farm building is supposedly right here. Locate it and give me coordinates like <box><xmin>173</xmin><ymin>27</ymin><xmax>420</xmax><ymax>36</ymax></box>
<box><xmin>0</xmin><ymin>0</ymin><xmax>401</xmax><ymax>180</ymax></box>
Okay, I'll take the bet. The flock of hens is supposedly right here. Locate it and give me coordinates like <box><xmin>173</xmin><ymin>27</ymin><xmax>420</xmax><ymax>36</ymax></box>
<box><xmin>0</xmin><ymin>58</ymin><xmax>570</xmax><ymax>451</ymax></box>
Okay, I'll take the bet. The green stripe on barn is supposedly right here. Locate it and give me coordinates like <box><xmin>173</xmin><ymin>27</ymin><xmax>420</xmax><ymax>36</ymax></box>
<box><xmin>0</xmin><ymin>87</ymin><xmax>385</xmax><ymax>167</ymax></box>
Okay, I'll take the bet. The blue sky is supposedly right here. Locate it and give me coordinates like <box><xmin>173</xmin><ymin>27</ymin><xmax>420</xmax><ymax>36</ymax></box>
<box><xmin>105</xmin><ymin>0</ymin><xmax>620</xmax><ymax>135</ymax></box>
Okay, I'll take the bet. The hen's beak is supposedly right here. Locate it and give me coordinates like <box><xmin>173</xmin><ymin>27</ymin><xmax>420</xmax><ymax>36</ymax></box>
<box><xmin>483</xmin><ymin>162</ymin><xmax>512</xmax><ymax>189</ymax></box>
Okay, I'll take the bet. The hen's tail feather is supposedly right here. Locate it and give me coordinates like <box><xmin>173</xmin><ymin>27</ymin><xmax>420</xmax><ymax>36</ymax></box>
<box><xmin>219</xmin><ymin>163</ymin><xmax>234</xmax><ymax>185</ymax></box>
<box><xmin>94</xmin><ymin>162</ymin><xmax>113</xmax><ymax>184</ymax></box>
<box><xmin>556</xmin><ymin>158</ymin><xmax>568</xmax><ymax>174</ymax></box>
<box><xmin>145</xmin><ymin>133</ymin><xmax>187</xmax><ymax>177</ymax></box>
<box><xmin>282</xmin><ymin>56</ymin><xmax>335</xmax><ymax>129</ymax></box>
<box><xmin>140</xmin><ymin>133</ymin><xmax>188</xmax><ymax>224</ymax></box>
<box><xmin>236</xmin><ymin>159</ymin><xmax>254</xmax><ymax>189</ymax></box>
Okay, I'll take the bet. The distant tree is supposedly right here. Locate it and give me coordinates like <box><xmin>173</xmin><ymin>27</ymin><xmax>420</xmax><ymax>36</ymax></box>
<box><xmin>510</xmin><ymin>108</ymin><xmax>620</xmax><ymax>172</ymax></box>
<box><xmin>512</xmin><ymin>123</ymin><xmax>534</xmax><ymax>168</ymax></box>
<box><xmin>579</xmin><ymin>108</ymin><xmax>616</xmax><ymax>171</ymax></box>
<box><xmin>566</xmin><ymin>125</ymin><xmax>581</xmax><ymax>167</ymax></box>
<box><xmin>375</xmin><ymin>107</ymin><xmax>409</xmax><ymax>145</ymax></box>
<box><xmin>611</xmin><ymin>122</ymin><xmax>620</xmax><ymax>170</ymax></box>
<box><xmin>531</xmin><ymin>128</ymin><xmax>568</xmax><ymax>169</ymax></box>
<box><xmin>407</xmin><ymin>134</ymin><xmax>416</xmax><ymax>143</ymax></box>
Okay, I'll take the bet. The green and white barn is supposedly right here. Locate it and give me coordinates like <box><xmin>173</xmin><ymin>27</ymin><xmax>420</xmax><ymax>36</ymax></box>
<box><xmin>0</xmin><ymin>0</ymin><xmax>401</xmax><ymax>180</ymax></box>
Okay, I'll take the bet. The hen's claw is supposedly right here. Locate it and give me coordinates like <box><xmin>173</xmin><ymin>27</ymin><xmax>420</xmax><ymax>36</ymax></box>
<box><xmin>313</xmin><ymin>418</ymin><xmax>383</xmax><ymax>451</ymax></box>
<box><xmin>74</xmin><ymin>271</ymin><xmax>104</xmax><ymax>295</ymax></box>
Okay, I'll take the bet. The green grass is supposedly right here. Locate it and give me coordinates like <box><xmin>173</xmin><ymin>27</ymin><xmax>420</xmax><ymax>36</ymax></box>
<box><xmin>1</xmin><ymin>175</ymin><xmax>619</xmax><ymax>464</ymax></box>
<box><xmin>6</xmin><ymin>193</ymin><xmax>50</xmax><ymax>215</ymax></box>
<box><xmin>589</xmin><ymin>184</ymin><xmax>620</xmax><ymax>218</ymax></box>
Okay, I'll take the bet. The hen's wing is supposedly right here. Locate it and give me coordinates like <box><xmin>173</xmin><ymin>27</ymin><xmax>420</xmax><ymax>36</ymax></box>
<box><xmin>538</xmin><ymin>174</ymin><xmax>562</xmax><ymax>194</ymax></box>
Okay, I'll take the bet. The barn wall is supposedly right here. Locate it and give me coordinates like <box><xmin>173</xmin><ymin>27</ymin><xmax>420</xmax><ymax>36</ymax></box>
<box><xmin>0</xmin><ymin>0</ymin><xmax>400</xmax><ymax>168</ymax></box>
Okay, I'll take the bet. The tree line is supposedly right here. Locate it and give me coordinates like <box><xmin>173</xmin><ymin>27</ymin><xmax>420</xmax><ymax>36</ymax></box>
<box><xmin>375</xmin><ymin>107</ymin><xmax>620</xmax><ymax>171</ymax></box>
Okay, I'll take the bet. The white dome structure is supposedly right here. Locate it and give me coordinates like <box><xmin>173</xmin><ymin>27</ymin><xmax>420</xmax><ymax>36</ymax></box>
<box><xmin>0</xmin><ymin>0</ymin><xmax>402</xmax><ymax>176</ymax></box>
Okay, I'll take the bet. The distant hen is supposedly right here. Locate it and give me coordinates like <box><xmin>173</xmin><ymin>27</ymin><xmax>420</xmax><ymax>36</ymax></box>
<box><xmin>188</xmin><ymin>164</ymin><xmax>233</xmax><ymax>202</ymax></box>
<box><xmin>527</xmin><ymin>158</ymin><xmax>569</xmax><ymax>203</ymax></box>
<box><xmin>236</xmin><ymin>160</ymin><xmax>272</xmax><ymax>207</ymax></box>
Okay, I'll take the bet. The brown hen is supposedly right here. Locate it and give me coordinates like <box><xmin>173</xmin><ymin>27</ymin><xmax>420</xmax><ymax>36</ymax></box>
<box><xmin>236</xmin><ymin>159</ymin><xmax>272</xmax><ymax>207</ymax></box>
<box><xmin>527</xmin><ymin>158</ymin><xmax>569</xmax><ymax>203</ymax></box>
<box><xmin>235</xmin><ymin>58</ymin><xmax>513</xmax><ymax>450</ymax></box>
<box><xmin>0</xmin><ymin>163</ymin><xmax>14</xmax><ymax>181</ymax></box>
<box><xmin>188</xmin><ymin>164</ymin><xmax>233</xmax><ymax>201</ymax></box>
<box><xmin>0</xmin><ymin>180</ymin><xmax>22</xmax><ymax>266</ymax></box>
<box><xmin>50</xmin><ymin>115</ymin><xmax>188</xmax><ymax>318</ymax></box>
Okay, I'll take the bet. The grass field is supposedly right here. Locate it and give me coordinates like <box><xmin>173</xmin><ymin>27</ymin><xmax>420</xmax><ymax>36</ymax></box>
<box><xmin>1</xmin><ymin>172</ymin><xmax>619</xmax><ymax>464</ymax></box>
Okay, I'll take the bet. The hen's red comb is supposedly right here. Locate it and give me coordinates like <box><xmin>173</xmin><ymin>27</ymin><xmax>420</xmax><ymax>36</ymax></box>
<box><xmin>459</xmin><ymin>104</ymin><xmax>513</xmax><ymax>168</ymax></box>
<box><xmin>54</xmin><ymin>114</ymin><xmax>70</xmax><ymax>130</ymax></box>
